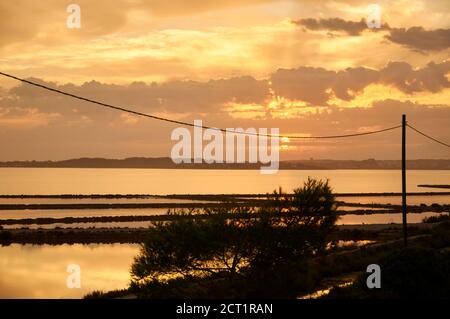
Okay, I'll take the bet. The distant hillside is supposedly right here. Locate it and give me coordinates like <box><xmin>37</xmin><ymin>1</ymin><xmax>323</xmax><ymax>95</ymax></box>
<box><xmin>1</xmin><ymin>158</ymin><xmax>449</xmax><ymax>169</ymax></box>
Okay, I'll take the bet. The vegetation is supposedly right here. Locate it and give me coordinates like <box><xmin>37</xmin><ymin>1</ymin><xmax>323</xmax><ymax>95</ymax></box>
<box><xmin>80</xmin><ymin>181</ymin><xmax>450</xmax><ymax>299</ymax></box>
<box><xmin>422</xmin><ymin>213</ymin><xmax>450</xmax><ymax>223</ymax></box>
<box><xmin>324</xmin><ymin>222</ymin><xmax>450</xmax><ymax>299</ymax></box>
<box><xmin>0</xmin><ymin>228</ymin><xmax>149</xmax><ymax>245</ymax></box>
<box><xmin>0</xmin><ymin>230</ymin><xmax>12</xmax><ymax>246</ymax></box>
<box><xmin>325</xmin><ymin>247</ymin><xmax>450</xmax><ymax>299</ymax></box>
<box><xmin>84</xmin><ymin>289</ymin><xmax>131</xmax><ymax>299</ymax></box>
<box><xmin>130</xmin><ymin>178</ymin><xmax>339</xmax><ymax>298</ymax></box>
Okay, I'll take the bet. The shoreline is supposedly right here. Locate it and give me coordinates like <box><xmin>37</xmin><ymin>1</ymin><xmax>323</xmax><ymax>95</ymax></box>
<box><xmin>0</xmin><ymin>223</ymin><xmax>435</xmax><ymax>245</ymax></box>
<box><xmin>1</xmin><ymin>205</ymin><xmax>449</xmax><ymax>226</ymax></box>
<box><xmin>1</xmin><ymin>158</ymin><xmax>450</xmax><ymax>170</ymax></box>
<box><xmin>1</xmin><ymin>191</ymin><xmax>450</xmax><ymax>198</ymax></box>
<box><xmin>0</xmin><ymin>200</ymin><xmax>448</xmax><ymax>211</ymax></box>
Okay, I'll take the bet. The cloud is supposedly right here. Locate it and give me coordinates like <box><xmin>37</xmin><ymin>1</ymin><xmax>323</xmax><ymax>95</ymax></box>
<box><xmin>0</xmin><ymin>107</ymin><xmax>61</xmax><ymax>128</ymax></box>
<box><xmin>3</xmin><ymin>75</ymin><xmax>269</xmax><ymax>120</ymax></box>
<box><xmin>292</xmin><ymin>17</ymin><xmax>388</xmax><ymax>36</ymax></box>
<box><xmin>1</xmin><ymin>77</ymin><xmax>449</xmax><ymax>160</ymax></box>
<box><xmin>380</xmin><ymin>61</ymin><xmax>450</xmax><ymax>93</ymax></box>
<box><xmin>270</xmin><ymin>61</ymin><xmax>449</xmax><ymax>105</ymax></box>
<box><xmin>386</xmin><ymin>27</ymin><xmax>450</xmax><ymax>51</ymax></box>
<box><xmin>270</xmin><ymin>67</ymin><xmax>336</xmax><ymax>105</ymax></box>
<box><xmin>293</xmin><ymin>18</ymin><xmax>369</xmax><ymax>36</ymax></box>
<box><xmin>333</xmin><ymin>67</ymin><xmax>379</xmax><ymax>100</ymax></box>
<box><xmin>293</xmin><ymin>17</ymin><xmax>450</xmax><ymax>52</ymax></box>
<box><xmin>2</xmin><ymin>60</ymin><xmax>448</xmax><ymax>126</ymax></box>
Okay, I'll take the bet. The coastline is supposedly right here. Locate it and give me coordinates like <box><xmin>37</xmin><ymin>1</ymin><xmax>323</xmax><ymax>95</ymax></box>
<box><xmin>1</xmin><ymin>223</ymin><xmax>436</xmax><ymax>245</ymax></box>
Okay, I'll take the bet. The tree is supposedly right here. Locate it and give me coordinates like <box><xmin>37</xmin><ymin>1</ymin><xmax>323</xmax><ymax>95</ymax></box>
<box><xmin>131</xmin><ymin>207</ymin><xmax>255</xmax><ymax>283</ymax></box>
<box><xmin>130</xmin><ymin>177</ymin><xmax>338</xmax><ymax>298</ymax></box>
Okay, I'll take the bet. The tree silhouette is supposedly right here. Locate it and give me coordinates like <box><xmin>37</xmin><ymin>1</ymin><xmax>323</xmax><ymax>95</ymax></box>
<box><xmin>130</xmin><ymin>177</ymin><xmax>338</xmax><ymax>298</ymax></box>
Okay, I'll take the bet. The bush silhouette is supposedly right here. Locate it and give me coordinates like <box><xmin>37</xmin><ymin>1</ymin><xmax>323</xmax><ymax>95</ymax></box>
<box><xmin>327</xmin><ymin>247</ymin><xmax>450</xmax><ymax>299</ymax></box>
<box><xmin>130</xmin><ymin>177</ymin><xmax>338</xmax><ymax>298</ymax></box>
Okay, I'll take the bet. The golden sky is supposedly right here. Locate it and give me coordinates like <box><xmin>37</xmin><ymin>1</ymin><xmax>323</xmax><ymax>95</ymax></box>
<box><xmin>0</xmin><ymin>0</ymin><xmax>449</xmax><ymax>160</ymax></box>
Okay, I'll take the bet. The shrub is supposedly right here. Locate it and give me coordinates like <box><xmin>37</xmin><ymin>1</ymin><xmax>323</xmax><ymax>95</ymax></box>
<box><xmin>130</xmin><ymin>178</ymin><xmax>338</xmax><ymax>298</ymax></box>
<box><xmin>326</xmin><ymin>247</ymin><xmax>450</xmax><ymax>299</ymax></box>
<box><xmin>0</xmin><ymin>230</ymin><xmax>12</xmax><ymax>246</ymax></box>
<box><xmin>422</xmin><ymin>213</ymin><xmax>450</xmax><ymax>224</ymax></box>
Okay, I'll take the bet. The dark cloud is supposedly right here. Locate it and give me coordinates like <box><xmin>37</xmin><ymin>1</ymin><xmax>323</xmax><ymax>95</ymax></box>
<box><xmin>3</xmin><ymin>61</ymin><xmax>448</xmax><ymax>124</ymax></box>
<box><xmin>4</xmin><ymin>75</ymin><xmax>269</xmax><ymax>120</ymax></box>
<box><xmin>293</xmin><ymin>18</ymin><xmax>450</xmax><ymax>52</ymax></box>
<box><xmin>270</xmin><ymin>61</ymin><xmax>449</xmax><ymax>105</ymax></box>
<box><xmin>386</xmin><ymin>27</ymin><xmax>450</xmax><ymax>51</ymax></box>
<box><xmin>293</xmin><ymin>17</ymin><xmax>387</xmax><ymax>36</ymax></box>
<box><xmin>270</xmin><ymin>67</ymin><xmax>335</xmax><ymax>105</ymax></box>
<box><xmin>333</xmin><ymin>67</ymin><xmax>380</xmax><ymax>100</ymax></box>
<box><xmin>380</xmin><ymin>61</ymin><xmax>450</xmax><ymax>93</ymax></box>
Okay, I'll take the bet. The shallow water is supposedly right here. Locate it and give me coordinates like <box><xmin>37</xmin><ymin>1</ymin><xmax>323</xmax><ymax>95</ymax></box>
<box><xmin>0</xmin><ymin>168</ymin><xmax>448</xmax><ymax>298</ymax></box>
<box><xmin>0</xmin><ymin>243</ymin><xmax>139</xmax><ymax>299</ymax></box>
<box><xmin>1</xmin><ymin>168</ymin><xmax>449</xmax><ymax>195</ymax></box>
<box><xmin>1</xmin><ymin>212</ymin><xmax>445</xmax><ymax>229</ymax></box>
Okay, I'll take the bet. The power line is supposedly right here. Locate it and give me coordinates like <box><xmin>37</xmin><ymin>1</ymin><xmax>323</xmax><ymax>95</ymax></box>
<box><xmin>0</xmin><ymin>71</ymin><xmax>401</xmax><ymax>139</ymax></box>
<box><xmin>407</xmin><ymin>123</ymin><xmax>450</xmax><ymax>148</ymax></box>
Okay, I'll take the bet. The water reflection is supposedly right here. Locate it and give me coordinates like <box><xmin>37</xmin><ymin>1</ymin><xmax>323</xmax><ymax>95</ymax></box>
<box><xmin>0</xmin><ymin>208</ymin><xmax>168</xmax><ymax>220</ymax></box>
<box><xmin>1</xmin><ymin>168</ymin><xmax>449</xmax><ymax>195</ymax></box>
<box><xmin>1</xmin><ymin>212</ymin><xmax>447</xmax><ymax>229</ymax></box>
<box><xmin>338</xmin><ymin>195</ymin><xmax>450</xmax><ymax>205</ymax></box>
<box><xmin>0</xmin><ymin>243</ymin><xmax>139</xmax><ymax>298</ymax></box>
<box><xmin>337</xmin><ymin>212</ymin><xmax>443</xmax><ymax>224</ymax></box>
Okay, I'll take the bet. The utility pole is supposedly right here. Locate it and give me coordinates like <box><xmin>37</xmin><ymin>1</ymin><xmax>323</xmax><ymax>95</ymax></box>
<box><xmin>402</xmin><ymin>114</ymin><xmax>407</xmax><ymax>247</ymax></box>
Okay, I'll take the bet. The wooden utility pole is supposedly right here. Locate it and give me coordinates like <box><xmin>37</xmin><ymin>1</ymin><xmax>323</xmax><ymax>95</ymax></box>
<box><xmin>402</xmin><ymin>114</ymin><xmax>407</xmax><ymax>247</ymax></box>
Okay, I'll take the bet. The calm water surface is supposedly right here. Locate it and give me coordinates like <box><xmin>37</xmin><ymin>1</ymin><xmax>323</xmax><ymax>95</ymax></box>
<box><xmin>1</xmin><ymin>168</ymin><xmax>449</xmax><ymax>194</ymax></box>
<box><xmin>0</xmin><ymin>212</ymin><xmax>444</xmax><ymax>229</ymax></box>
<box><xmin>0</xmin><ymin>243</ymin><xmax>139</xmax><ymax>299</ymax></box>
<box><xmin>1</xmin><ymin>168</ymin><xmax>448</xmax><ymax>298</ymax></box>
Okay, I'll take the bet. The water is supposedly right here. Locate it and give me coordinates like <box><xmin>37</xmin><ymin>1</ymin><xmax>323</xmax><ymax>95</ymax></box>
<box><xmin>0</xmin><ymin>243</ymin><xmax>139</xmax><ymax>299</ymax></box>
<box><xmin>337</xmin><ymin>195</ymin><xmax>450</xmax><ymax>205</ymax></box>
<box><xmin>0</xmin><ymin>197</ymin><xmax>210</xmax><ymax>204</ymax></box>
<box><xmin>1</xmin><ymin>212</ymin><xmax>444</xmax><ymax>229</ymax></box>
<box><xmin>1</xmin><ymin>168</ymin><xmax>449</xmax><ymax>195</ymax></box>
<box><xmin>337</xmin><ymin>212</ymin><xmax>443</xmax><ymax>225</ymax></box>
<box><xmin>0</xmin><ymin>208</ymin><xmax>169</xmax><ymax>220</ymax></box>
<box><xmin>0</xmin><ymin>168</ymin><xmax>448</xmax><ymax>298</ymax></box>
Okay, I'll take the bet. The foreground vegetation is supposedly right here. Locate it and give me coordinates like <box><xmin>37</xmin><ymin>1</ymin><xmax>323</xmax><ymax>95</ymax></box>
<box><xmin>3</xmin><ymin>177</ymin><xmax>444</xmax><ymax>299</ymax></box>
<box><xmin>324</xmin><ymin>222</ymin><xmax>450</xmax><ymax>299</ymax></box>
<box><xmin>127</xmin><ymin>178</ymin><xmax>338</xmax><ymax>298</ymax></box>
<box><xmin>82</xmin><ymin>178</ymin><xmax>450</xmax><ymax>299</ymax></box>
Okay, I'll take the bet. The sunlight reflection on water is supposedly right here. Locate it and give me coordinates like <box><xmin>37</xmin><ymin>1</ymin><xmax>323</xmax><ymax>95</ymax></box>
<box><xmin>0</xmin><ymin>243</ymin><xmax>139</xmax><ymax>298</ymax></box>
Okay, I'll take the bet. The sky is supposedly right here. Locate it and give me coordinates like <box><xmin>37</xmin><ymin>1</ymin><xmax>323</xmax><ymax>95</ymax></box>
<box><xmin>0</xmin><ymin>0</ymin><xmax>449</xmax><ymax>161</ymax></box>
